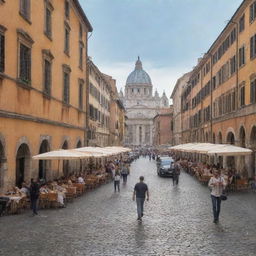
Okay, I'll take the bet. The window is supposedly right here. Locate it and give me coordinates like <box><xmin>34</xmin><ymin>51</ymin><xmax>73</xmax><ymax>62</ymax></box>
<box><xmin>250</xmin><ymin>1</ymin><xmax>256</xmax><ymax>23</ymax></box>
<box><xmin>64</xmin><ymin>23</ymin><xmax>70</xmax><ymax>55</ymax></box>
<box><xmin>230</xmin><ymin>55</ymin><xmax>236</xmax><ymax>75</ymax></box>
<box><xmin>239</xmin><ymin>14</ymin><xmax>245</xmax><ymax>33</ymax></box>
<box><xmin>78</xmin><ymin>81</ymin><xmax>83</xmax><ymax>110</ymax></box>
<box><xmin>19</xmin><ymin>43</ymin><xmax>31</xmax><ymax>84</ymax></box>
<box><xmin>239</xmin><ymin>46</ymin><xmax>245</xmax><ymax>67</ymax></box>
<box><xmin>250</xmin><ymin>34</ymin><xmax>256</xmax><ymax>59</ymax></box>
<box><xmin>79</xmin><ymin>42</ymin><xmax>83</xmax><ymax>69</ymax></box>
<box><xmin>240</xmin><ymin>86</ymin><xmax>245</xmax><ymax>107</ymax></box>
<box><xmin>44</xmin><ymin>1</ymin><xmax>53</xmax><ymax>39</ymax></box>
<box><xmin>79</xmin><ymin>23</ymin><xmax>83</xmax><ymax>39</ymax></box>
<box><xmin>20</xmin><ymin>0</ymin><xmax>30</xmax><ymax>21</ymax></box>
<box><xmin>250</xmin><ymin>78</ymin><xmax>256</xmax><ymax>104</ymax></box>
<box><xmin>0</xmin><ymin>26</ymin><xmax>6</xmax><ymax>73</ymax></box>
<box><xmin>44</xmin><ymin>59</ymin><xmax>51</xmax><ymax>95</ymax></box>
<box><xmin>65</xmin><ymin>0</ymin><xmax>70</xmax><ymax>19</ymax></box>
<box><xmin>230</xmin><ymin>28</ymin><xmax>237</xmax><ymax>45</ymax></box>
<box><xmin>62</xmin><ymin>65</ymin><xmax>71</xmax><ymax>104</ymax></box>
<box><xmin>212</xmin><ymin>76</ymin><xmax>216</xmax><ymax>90</ymax></box>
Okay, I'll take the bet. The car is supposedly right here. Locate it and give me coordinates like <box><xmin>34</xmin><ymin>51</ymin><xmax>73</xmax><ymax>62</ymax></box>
<box><xmin>157</xmin><ymin>157</ymin><xmax>175</xmax><ymax>177</ymax></box>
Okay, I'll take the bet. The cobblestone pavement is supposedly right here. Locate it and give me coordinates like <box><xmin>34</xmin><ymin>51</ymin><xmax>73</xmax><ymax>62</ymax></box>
<box><xmin>1</xmin><ymin>157</ymin><xmax>256</xmax><ymax>256</ymax></box>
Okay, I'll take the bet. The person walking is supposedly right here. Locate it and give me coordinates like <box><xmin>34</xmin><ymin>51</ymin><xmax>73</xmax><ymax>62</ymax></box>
<box><xmin>173</xmin><ymin>163</ymin><xmax>180</xmax><ymax>186</ymax></box>
<box><xmin>30</xmin><ymin>178</ymin><xmax>40</xmax><ymax>216</ymax></box>
<box><xmin>208</xmin><ymin>170</ymin><xmax>226</xmax><ymax>223</ymax></box>
<box><xmin>133</xmin><ymin>176</ymin><xmax>149</xmax><ymax>221</ymax></box>
<box><xmin>121</xmin><ymin>164</ymin><xmax>129</xmax><ymax>184</ymax></box>
<box><xmin>114</xmin><ymin>170</ymin><xmax>121</xmax><ymax>192</ymax></box>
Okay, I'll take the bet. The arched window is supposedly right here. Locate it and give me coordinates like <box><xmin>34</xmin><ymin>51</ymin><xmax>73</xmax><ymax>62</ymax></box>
<box><xmin>38</xmin><ymin>140</ymin><xmax>50</xmax><ymax>180</ymax></box>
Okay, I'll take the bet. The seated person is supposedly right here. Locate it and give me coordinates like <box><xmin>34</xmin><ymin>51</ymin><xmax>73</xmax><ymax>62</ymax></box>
<box><xmin>20</xmin><ymin>182</ymin><xmax>30</xmax><ymax>197</ymax></box>
<box><xmin>77</xmin><ymin>175</ymin><xmax>85</xmax><ymax>184</ymax></box>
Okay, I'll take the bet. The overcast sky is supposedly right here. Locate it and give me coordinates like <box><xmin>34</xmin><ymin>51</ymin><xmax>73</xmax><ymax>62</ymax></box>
<box><xmin>81</xmin><ymin>0</ymin><xmax>243</xmax><ymax>98</ymax></box>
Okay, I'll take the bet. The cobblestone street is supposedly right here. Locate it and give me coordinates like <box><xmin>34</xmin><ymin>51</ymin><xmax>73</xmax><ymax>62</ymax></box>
<box><xmin>1</xmin><ymin>157</ymin><xmax>256</xmax><ymax>256</ymax></box>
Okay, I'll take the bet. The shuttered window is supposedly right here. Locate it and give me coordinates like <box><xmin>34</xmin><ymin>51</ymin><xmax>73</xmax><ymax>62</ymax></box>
<box><xmin>19</xmin><ymin>43</ymin><xmax>31</xmax><ymax>83</ymax></box>
<box><xmin>0</xmin><ymin>33</ymin><xmax>4</xmax><ymax>73</ymax></box>
<box><xmin>63</xmin><ymin>72</ymin><xmax>70</xmax><ymax>104</ymax></box>
<box><xmin>44</xmin><ymin>59</ymin><xmax>51</xmax><ymax>95</ymax></box>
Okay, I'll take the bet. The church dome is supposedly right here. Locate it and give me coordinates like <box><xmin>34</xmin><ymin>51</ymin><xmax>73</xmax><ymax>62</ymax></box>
<box><xmin>126</xmin><ymin>57</ymin><xmax>152</xmax><ymax>85</ymax></box>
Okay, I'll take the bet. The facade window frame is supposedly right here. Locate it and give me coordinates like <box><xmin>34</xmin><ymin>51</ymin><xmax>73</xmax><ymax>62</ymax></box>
<box><xmin>64</xmin><ymin>0</ymin><xmax>70</xmax><ymax>20</ymax></box>
<box><xmin>64</xmin><ymin>21</ymin><xmax>71</xmax><ymax>56</ymax></box>
<box><xmin>239</xmin><ymin>45</ymin><xmax>246</xmax><ymax>67</ymax></box>
<box><xmin>42</xmin><ymin>49</ymin><xmax>54</xmax><ymax>97</ymax></box>
<box><xmin>239</xmin><ymin>82</ymin><xmax>245</xmax><ymax>107</ymax></box>
<box><xmin>62</xmin><ymin>64</ymin><xmax>71</xmax><ymax>105</ymax></box>
<box><xmin>0</xmin><ymin>25</ymin><xmax>7</xmax><ymax>74</ymax></box>
<box><xmin>19</xmin><ymin>0</ymin><xmax>31</xmax><ymax>23</ymax></box>
<box><xmin>250</xmin><ymin>1</ymin><xmax>256</xmax><ymax>24</ymax></box>
<box><xmin>250</xmin><ymin>77</ymin><xmax>256</xmax><ymax>104</ymax></box>
<box><xmin>250</xmin><ymin>34</ymin><xmax>256</xmax><ymax>60</ymax></box>
<box><xmin>239</xmin><ymin>14</ymin><xmax>245</xmax><ymax>33</ymax></box>
<box><xmin>79</xmin><ymin>41</ymin><xmax>84</xmax><ymax>70</ymax></box>
<box><xmin>17</xmin><ymin>29</ymin><xmax>34</xmax><ymax>87</ymax></box>
<box><xmin>44</xmin><ymin>0</ymin><xmax>54</xmax><ymax>40</ymax></box>
<box><xmin>78</xmin><ymin>79</ymin><xmax>84</xmax><ymax>110</ymax></box>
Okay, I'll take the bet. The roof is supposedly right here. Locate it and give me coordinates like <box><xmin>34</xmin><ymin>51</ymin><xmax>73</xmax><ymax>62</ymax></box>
<box><xmin>73</xmin><ymin>0</ymin><xmax>93</xmax><ymax>32</ymax></box>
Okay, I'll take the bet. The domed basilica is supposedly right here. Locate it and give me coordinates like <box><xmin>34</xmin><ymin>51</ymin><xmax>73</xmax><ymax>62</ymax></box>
<box><xmin>119</xmin><ymin>57</ymin><xmax>169</xmax><ymax>146</ymax></box>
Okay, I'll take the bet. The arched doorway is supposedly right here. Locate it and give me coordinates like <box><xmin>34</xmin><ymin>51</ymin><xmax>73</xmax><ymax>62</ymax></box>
<box><xmin>218</xmin><ymin>132</ymin><xmax>222</xmax><ymax>144</ymax></box>
<box><xmin>76</xmin><ymin>140</ymin><xmax>82</xmax><ymax>148</ymax></box>
<box><xmin>0</xmin><ymin>142</ymin><xmax>6</xmax><ymax>189</ymax></box>
<box><xmin>16</xmin><ymin>144</ymin><xmax>30</xmax><ymax>188</ymax></box>
<box><xmin>212</xmin><ymin>133</ymin><xmax>216</xmax><ymax>144</ymax></box>
<box><xmin>38</xmin><ymin>140</ymin><xmax>50</xmax><ymax>181</ymax></box>
<box><xmin>205</xmin><ymin>132</ymin><xmax>208</xmax><ymax>142</ymax></box>
<box><xmin>226</xmin><ymin>131</ymin><xmax>235</xmax><ymax>169</ymax></box>
<box><xmin>238</xmin><ymin>127</ymin><xmax>246</xmax><ymax>175</ymax></box>
<box><xmin>239</xmin><ymin>127</ymin><xmax>246</xmax><ymax>148</ymax></box>
<box><xmin>250</xmin><ymin>126</ymin><xmax>256</xmax><ymax>177</ymax></box>
<box><xmin>62</xmin><ymin>141</ymin><xmax>69</xmax><ymax>177</ymax></box>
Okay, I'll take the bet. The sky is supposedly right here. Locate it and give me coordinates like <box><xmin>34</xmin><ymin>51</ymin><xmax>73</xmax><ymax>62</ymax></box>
<box><xmin>81</xmin><ymin>0</ymin><xmax>243</xmax><ymax>99</ymax></box>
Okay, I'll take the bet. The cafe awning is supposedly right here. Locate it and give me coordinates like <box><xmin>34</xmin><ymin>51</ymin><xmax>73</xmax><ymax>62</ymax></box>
<box><xmin>169</xmin><ymin>143</ymin><xmax>252</xmax><ymax>156</ymax></box>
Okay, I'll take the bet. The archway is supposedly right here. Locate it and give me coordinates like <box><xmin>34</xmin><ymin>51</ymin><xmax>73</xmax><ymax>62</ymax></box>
<box><xmin>76</xmin><ymin>140</ymin><xmax>82</xmax><ymax>148</ymax></box>
<box><xmin>62</xmin><ymin>141</ymin><xmax>69</xmax><ymax>177</ymax></box>
<box><xmin>205</xmin><ymin>132</ymin><xmax>209</xmax><ymax>142</ymax></box>
<box><xmin>212</xmin><ymin>133</ymin><xmax>216</xmax><ymax>144</ymax></box>
<box><xmin>38</xmin><ymin>140</ymin><xmax>50</xmax><ymax>181</ymax></box>
<box><xmin>0</xmin><ymin>142</ymin><xmax>6</xmax><ymax>189</ymax></box>
<box><xmin>16</xmin><ymin>143</ymin><xmax>30</xmax><ymax>188</ymax></box>
<box><xmin>239</xmin><ymin>127</ymin><xmax>246</xmax><ymax>148</ymax></box>
<box><xmin>227</xmin><ymin>132</ymin><xmax>235</xmax><ymax>145</ymax></box>
<box><xmin>218</xmin><ymin>132</ymin><xmax>222</xmax><ymax>144</ymax></box>
<box><xmin>250</xmin><ymin>126</ymin><xmax>256</xmax><ymax>177</ymax></box>
<box><xmin>226</xmin><ymin>131</ymin><xmax>235</xmax><ymax>169</ymax></box>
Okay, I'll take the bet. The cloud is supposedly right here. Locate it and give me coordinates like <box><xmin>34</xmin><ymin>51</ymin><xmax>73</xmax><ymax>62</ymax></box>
<box><xmin>95</xmin><ymin>60</ymin><xmax>192</xmax><ymax>101</ymax></box>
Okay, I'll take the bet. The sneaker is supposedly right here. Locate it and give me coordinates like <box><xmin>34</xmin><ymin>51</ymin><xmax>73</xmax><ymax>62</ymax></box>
<box><xmin>213</xmin><ymin>219</ymin><xmax>218</xmax><ymax>224</ymax></box>
<box><xmin>137</xmin><ymin>217</ymin><xmax>142</xmax><ymax>221</ymax></box>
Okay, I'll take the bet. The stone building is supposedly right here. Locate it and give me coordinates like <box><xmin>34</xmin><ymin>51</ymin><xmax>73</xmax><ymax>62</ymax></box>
<box><xmin>153</xmin><ymin>107</ymin><xmax>174</xmax><ymax>146</ymax></box>
<box><xmin>87</xmin><ymin>60</ymin><xmax>111</xmax><ymax>147</ymax></box>
<box><xmin>171</xmin><ymin>72</ymin><xmax>191</xmax><ymax>146</ymax></box>
<box><xmin>175</xmin><ymin>0</ymin><xmax>256</xmax><ymax>177</ymax></box>
<box><xmin>120</xmin><ymin>57</ymin><xmax>169</xmax><ymax>146</ymax></box>
<box><xmin>0</xmin><ymin>0</ymin><xmax>92</xmax><ymax>192</ymax></box>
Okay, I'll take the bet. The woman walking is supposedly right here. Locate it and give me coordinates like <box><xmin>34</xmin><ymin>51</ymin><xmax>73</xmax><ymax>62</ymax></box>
<box><xmin>208</xmin><ymin>170</ymin><xmax>226</xmax><ymax>223</ymax></box>
<box><xmin>114</xmin><ymin>170</ymin><xmax>121</xmax><ymax>192</ymax></box>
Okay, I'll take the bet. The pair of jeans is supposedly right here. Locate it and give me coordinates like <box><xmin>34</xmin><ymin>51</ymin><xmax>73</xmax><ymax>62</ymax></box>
<box><xmin>30</xmin><ymin>197</ymin><xmax>38</xmax><ymax>214</ymax></box>
<box><xmin>114</xmin><ymin>181</ymin><xmax>120</xmax><ymax>192</ymax></box>
<box><xmin>122</xmin><ymin>174</ymin><xmax>127</xmax><ymax>183</ymax></box>
<box><xmin>136</xmin><ymin>197</ymin><xmax>145</xmax><ymax>218</ymax></box>
<box><xmin>211</xmin><ymin>195</ymin><xmax>221</xmax><ymax>221</ymax></box>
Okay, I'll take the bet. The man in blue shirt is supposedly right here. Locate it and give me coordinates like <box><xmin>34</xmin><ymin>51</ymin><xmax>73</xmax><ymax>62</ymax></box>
<box><xmin>133</xmin><ymin>176</ymin><xmax>149</xmax><ymax>221</ymax></box>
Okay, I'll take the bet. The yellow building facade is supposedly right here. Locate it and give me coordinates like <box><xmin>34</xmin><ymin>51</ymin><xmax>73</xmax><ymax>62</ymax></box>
<box><xmin>180</xmin><ymin>0</ymin><xmax>256</xmax><ymax>177</ymax></box>
<box><xmin>0</xmin><ymin>0</ymin><xmax>92</xmax><ymax>192</ymax></box>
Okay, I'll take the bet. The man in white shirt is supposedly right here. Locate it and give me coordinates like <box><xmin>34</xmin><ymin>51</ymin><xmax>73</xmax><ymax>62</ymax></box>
<box><xmin>208</xmin><ymin>170</ymin><xmax>227</xmax><ymax>223</ymax></box>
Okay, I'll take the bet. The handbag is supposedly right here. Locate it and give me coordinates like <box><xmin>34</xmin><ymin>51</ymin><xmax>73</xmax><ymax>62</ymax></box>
<box><xmin>220</xmin><ymin>188</ymin><xmax>228</xmax><ymax>201</ymax></box>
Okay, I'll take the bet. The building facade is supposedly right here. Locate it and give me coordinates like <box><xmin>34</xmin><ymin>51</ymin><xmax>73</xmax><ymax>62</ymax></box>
<box><xmin>177</xmin><ymin>0</ymin><xmax>256</xmax><ymax>177</ymax></box>
<box><xmin>171</xmin><ymin>72</ymin><xmax>191</xmax><ymax>146</ymax></box>
<box><xmin>0</xmin><ymin>0</ymin><xmax>92</xmax><ymax>192</ymax></box>
<box><xmin>120</xmin><ymin>57</ymin><xmax>169</xmax><ymax>146</ymax></box>
<box><xmin>87</xmin><ymin>60</ymin><xmax>111</xmax><ymax>147</ymax></box>
<box><xmin>153</xmin><ymin>107</ymin><xmax>174</xmax><ymax>146</ymax></box>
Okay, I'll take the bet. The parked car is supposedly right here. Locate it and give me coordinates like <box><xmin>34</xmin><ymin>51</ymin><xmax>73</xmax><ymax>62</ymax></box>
<box><xmin>157</xmin><ymin>157</ymin><xmax>175</xmax><ymax>177</ymax></box>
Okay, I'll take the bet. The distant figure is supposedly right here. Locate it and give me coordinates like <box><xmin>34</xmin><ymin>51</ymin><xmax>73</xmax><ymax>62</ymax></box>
<box><xmin>30</xmin><ymin>179</ymin><xmax>40</xmax><ymax>216</ymax></box>
<box><xmin>173</xmin><ymin>163</ymin><xmax>180</xmax><ymax>186</ymax></box>
<box><xmin>114</xmin><ymin>170</ymin><xmax>121</xmax><ymax>192</ymax></box>
<box><xmin>133</xmin><ymin>176</ymin><xmax>149</xmax><ymax>221</ymax></box>
<box><xmin>121</xmin><ymin>164</ymin><xmax>129</xmax><ymax>184</ymax></box>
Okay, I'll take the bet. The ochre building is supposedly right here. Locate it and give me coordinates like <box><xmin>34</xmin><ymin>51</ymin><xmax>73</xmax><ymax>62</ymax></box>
<box><xmin>0</xmin><ymin>0</ymin><xmax>92</xmax><ymax>192</ymax></box>
<box><xmin>176</xmin><ymin>0</ymin><xmax>256</xmax><ymax>177</ymax></box>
